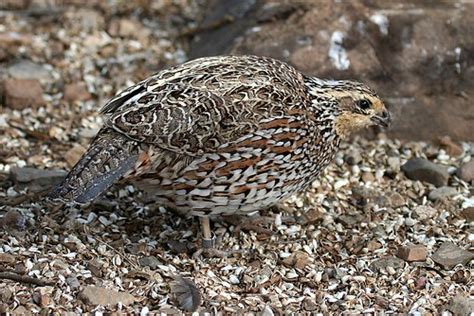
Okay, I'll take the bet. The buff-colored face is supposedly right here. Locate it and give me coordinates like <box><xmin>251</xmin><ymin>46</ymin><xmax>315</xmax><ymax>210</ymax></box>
<box><xmin>334</xmin><ymin>91</ymin><xmax>391</xmax><ymax>138</ymax></box>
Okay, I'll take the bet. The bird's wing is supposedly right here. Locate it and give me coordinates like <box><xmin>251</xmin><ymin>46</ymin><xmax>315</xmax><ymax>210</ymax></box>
<box><xmin>101</xmin><ymin>55</ymin><xmax>309</xmax><ymax>156</ymax></box>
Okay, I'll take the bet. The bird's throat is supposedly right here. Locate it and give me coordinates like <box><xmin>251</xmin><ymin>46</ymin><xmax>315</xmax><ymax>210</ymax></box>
<box><xmin>334</xmin><ymin>112</ymin><xmax>368</xmax><ymax>139</ymax></box>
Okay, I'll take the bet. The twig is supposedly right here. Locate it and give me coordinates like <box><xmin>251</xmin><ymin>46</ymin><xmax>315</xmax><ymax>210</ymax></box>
<box><xmin>0</xmin><ymin>272</ymin><xmax>54</xmax><ymax>286</ymax></box>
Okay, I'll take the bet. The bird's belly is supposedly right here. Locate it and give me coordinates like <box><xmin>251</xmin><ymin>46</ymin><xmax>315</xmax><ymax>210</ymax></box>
<box><xmin>134</xmin><ymin>150</ymin><xmax>316</xmax><ymax>217</ymax></box>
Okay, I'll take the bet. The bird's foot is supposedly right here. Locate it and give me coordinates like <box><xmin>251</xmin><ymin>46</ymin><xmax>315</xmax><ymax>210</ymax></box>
<box><xmin>192</xmin><ymin>234</ymin><xmax>246</xmax><ymax>259</ymax></box>
<box><xmin>192</xmin><ymin>216</ymin><xmax>247</xmax><ymax>259</ymax></box>
<box><xmin>223</xmin><ymin>213</ymin><xmax>298</xmax><ymax>236</ymax></box>
<box><xmin>232</xmin><ymin>216</ymin><xmax>274</xmax><ymax>236</ymax></box>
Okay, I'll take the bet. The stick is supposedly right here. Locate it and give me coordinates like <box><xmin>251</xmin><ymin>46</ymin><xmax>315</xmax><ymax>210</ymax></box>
<box><xmin>0</xmin><ymin>272</ymin><xmax>54</xmax><ymax>286</ymax></box>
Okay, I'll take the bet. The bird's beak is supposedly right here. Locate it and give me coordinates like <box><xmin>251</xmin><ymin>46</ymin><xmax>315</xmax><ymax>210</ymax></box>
<box><xmin>371</xmin><ymin>110</ymin><xmax>391</xmax><ymax>128</ymax></box>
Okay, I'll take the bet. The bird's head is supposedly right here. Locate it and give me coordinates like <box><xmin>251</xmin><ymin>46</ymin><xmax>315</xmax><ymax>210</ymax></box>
<box><xmin>308</xmin><ymin>79</ymin><xmax>391</xmax><ymax>138</ymax></box>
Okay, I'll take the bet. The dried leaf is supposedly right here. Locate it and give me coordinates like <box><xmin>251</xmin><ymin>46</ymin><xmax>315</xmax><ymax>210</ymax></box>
<box><xmin>170</xmin><ymin>275</ymin><xmax>201</xmax><ymax>312</ymax></box>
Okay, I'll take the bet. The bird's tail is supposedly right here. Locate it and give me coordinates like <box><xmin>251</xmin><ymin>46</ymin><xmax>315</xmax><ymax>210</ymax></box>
<box><xmin>49</xmin><ymin>129</ymin><xmax>140</xmax><ymax>204</ymax></box>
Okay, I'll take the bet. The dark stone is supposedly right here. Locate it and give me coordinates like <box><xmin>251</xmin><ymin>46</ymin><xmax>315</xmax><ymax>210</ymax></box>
<box><xmin>431</xmin><ymin>242</ymin><xmax>474</xmax><ymax>270</ymax></box>
<box><xmin>401</xmin><ymin>158</ymin><xmax>449</xmax><ymax>187</ymax></box>
<box><xmin>10</xmin><ymin>167</ymin><xmax>66</xmax><ymax>192</ymax></box>
<box><xmin>188</xmin><ymin>0</ymin><xmax>260</xmax><ymax>59</ymax></box>
<box><xmin>456</xmin><ymin>160</ymin><xmax>474</xmax><ymax>182</ymax></box>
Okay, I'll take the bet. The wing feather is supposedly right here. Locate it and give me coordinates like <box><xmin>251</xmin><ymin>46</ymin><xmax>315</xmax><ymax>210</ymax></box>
<box><xmin>101</xmin><ymin>55</ymin><xmax>308</xmax><ymax>155</ymax></box>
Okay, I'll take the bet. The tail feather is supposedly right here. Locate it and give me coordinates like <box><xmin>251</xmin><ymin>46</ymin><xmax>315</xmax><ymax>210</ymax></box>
<box><xmin>49</xmin><ymin>129</ymin><xmax>140</xmax><ymax>203</ymax></box>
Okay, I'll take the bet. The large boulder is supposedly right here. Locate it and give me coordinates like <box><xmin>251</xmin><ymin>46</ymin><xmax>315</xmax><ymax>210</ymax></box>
<box><xmin>188</xmin><ymin>0</ymin><xmax>474</xmax><ymax>141</ymax></box>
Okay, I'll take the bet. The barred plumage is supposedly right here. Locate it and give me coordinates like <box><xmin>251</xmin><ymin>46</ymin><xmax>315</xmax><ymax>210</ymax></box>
<box><xmin>50</xmin><ymin>55</ymin><xmax>390</xmax><ymax>244</ymax></box>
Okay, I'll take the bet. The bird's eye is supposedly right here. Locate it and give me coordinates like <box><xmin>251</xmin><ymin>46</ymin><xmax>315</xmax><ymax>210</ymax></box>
<box><xmin>357</xmin><ymin>99</ymin><xmax>371</xmax><ymax>110</ymax></box>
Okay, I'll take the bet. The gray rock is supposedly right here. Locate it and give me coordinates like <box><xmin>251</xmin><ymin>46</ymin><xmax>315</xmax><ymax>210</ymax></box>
<box><xmin>401</xmin><ymin>158</ymin><xmax>449</xmax><ymax>187</ymax></box>
<box><xmin>456</xmin><ymin>160</ymin><xmax>474</xmax><ymax>182</ymax></box>
<box><xmin>10</xmin><ymin>167</ymin><xmax>66</xmax><ymax>192</ymax></box>
<box><xmin>78</xmin><ymin>286</ymin><xmax>135</xmax><ymax>306</ymax></box>
<box><xmin>369</xmin><ymin>256</ymin><xmax>405</xmax><ymax>272</ymax></box>
<box><xmin>139</xmin><ymin>256</ymin><xmax>161</xmax><ymax>269</ymax></box>
<box><xmin>66</xmin><ymin>276</ymin><xmax>80</xmax><ymax>290</ymax></box>
<box><xmin>8</xmin><ymin>60</ymin><xmax>52</xmax><ymax>81</ymax></box>
<box><xmin>428</xmin><ymin>186</ymin><xmax>458</xmax><ymax>201</ymax></box>
<box><xmin>445</xmin><ymin>295</ymin><xmax>474</xmax><ymax>316</ymax></box>
<box><xmin>431</xmin><ymin>242</ymin><xmax>474</xmax><ymax>270</ymax></box>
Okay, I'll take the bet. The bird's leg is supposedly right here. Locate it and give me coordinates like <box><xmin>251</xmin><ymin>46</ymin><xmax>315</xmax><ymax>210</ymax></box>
<box><xmin>199</xmin><ymin>216</ymin><xmax>216</xmax><ymax>249</ymax></box>
<box><xmin>192</xmin><ymin>216</ymin><xmax>247</xmax><ymax>259</ymax></box>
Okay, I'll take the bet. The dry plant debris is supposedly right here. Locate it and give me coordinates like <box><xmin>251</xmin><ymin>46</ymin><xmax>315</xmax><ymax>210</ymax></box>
<box><xmin>0</xmin><ymin>1</ymin><xmax>473</xmax><ymax>314</ymax></box>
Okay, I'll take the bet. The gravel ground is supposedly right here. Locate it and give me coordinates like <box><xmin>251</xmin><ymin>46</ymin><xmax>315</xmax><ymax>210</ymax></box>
<box><xmin>0</xmin><ymin>2</ymin><xmax>473</xmax><ymax>315</ymax></box>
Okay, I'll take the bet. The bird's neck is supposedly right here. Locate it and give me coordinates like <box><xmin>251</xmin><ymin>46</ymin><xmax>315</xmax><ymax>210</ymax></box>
<box><xmin>304</xmin><ymin>77</ymin><xmax>340</xmax><ymax>129</ymax></box>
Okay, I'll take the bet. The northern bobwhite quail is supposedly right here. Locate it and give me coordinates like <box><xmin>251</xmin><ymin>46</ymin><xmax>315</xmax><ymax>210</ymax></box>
<box><xmin>50</xmin><ymin>55</ymin><xmax>391</xmax><ymax>247</ymax></box>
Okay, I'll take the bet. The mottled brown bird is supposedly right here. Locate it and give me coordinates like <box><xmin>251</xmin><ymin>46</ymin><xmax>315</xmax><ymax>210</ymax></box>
<box><xmin>50</xmin><ymin>55</ymin><xmax>391</xmax><ymax>247</ymax></box>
